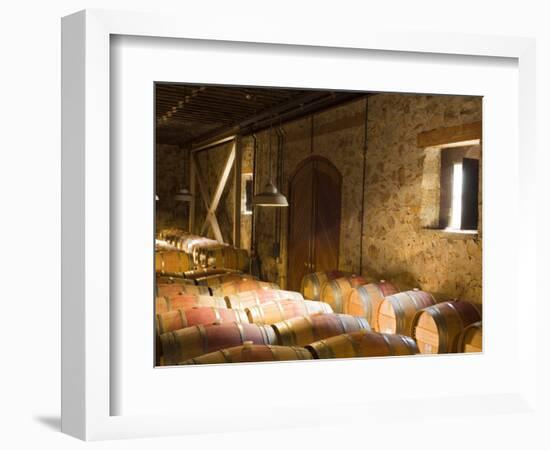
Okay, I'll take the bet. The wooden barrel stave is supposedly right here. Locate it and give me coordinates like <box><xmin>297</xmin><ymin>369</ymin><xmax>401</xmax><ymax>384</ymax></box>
<box><xmin>156</xmin><ymin>307</ymin><xmax>249</xmax><ymax>335</ymax></box>
<box><xmin>225</xmin><ymin>289</ymin><xmax>304</xmax><ymax>310</ymax></box>
<box><xmin>180</xmin><ymin>344</ymin><xmax>313</xmax><ymax>364</ymax></box>
<box><xmin>156</xmin><ymin>275</ymin><xmax>197</xmax><ymax>286</ymax></box>
<box><xmin>320</xmin><ymin>276</ymin><xmax>368</xmax><ymax>313</ymax></box>
<box><xmin>196</xmin><ymin>272</ymin><xmax>256</xmax><ymax>287</ymax></box>
<box><xmin>160</xmin><ymin>322</ymin><xmax>278</xmax><ymax>365</ymax></box>
<box><xmin>155</xmin><ymin>250</ymin><xmax>194</xmax><ymax>275</ymax></box>
<box><xmin>199</xmin><ymin>246</ymin><xmax>250</xmax><ymax>272</ymax></box>
<box><xmin>272</xmin><ymin>313</ymin><xmax>371</xmax><ymax>347</ymax></box>
<box><xmin>156</xmin><ymin>283</ymin><xmax>210</xmax><ymax>298</ymax></box>
<box><xmin>246</xmin><ymin>299</ymin><xmax>333</xmax><ymax>325</ymax></box>
<box><xmin>156</xmin><ymin>284</ymin><xmax>210</xmax><ymax>298</ymax></box>
<box><xmin>457</xmin><ymin>321</ymin><xmax>483</xmax><ymax>353</ymax></box>
<box><xmin>377</xmin><ymin>290</ymin><xmax>436</xmax><ymax>336</ymax></box>
<box><xmin>155</xmin><ymin>239</ymin><xmax>179</xmax><ymax>252</ymax></box>
<box><xmin>155</xmin><ymin>295</ymin><xmax>227</xmax><ymax>314</ymax></box>
<box><xmin>413</xmin><ymin>301</ymin><xmax>482</xmax><ymax>354</ymax></box>
<box><xmin>343</xmin><ymin>281</ymin><xmax>398</xmax><ymax>331</ymax></box>
<box><xmin>306</xmin><ymin>330</ymin><xmax>418</xmax><ymax>359</ymax></box>
<box><xmin>212</xmin><ymin>280</ymin><xmax>279</xmax><ymax>297</ymax></box>
<box><xmin>300</xmin><ymin>271</ymin><xmax>352</xmax><ymax>300</ymax></box>
<box><xmin>183</xmin><ymin>268</ymin><xmax>234</xmax><ymax>280</ymax></box>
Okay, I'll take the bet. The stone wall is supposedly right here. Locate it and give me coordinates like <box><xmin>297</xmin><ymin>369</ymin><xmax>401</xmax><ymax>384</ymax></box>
<box><xmin>363</xmin><ymin>94</ymin><xmax>482</xmax><ymax>303</ymax></box>
<box><xmin>155</xmin><ymin>143</ymin><xmax>189</xmax><ymax>233</ymax></box>
<box><xmin>155</xmin><ymin>93</ymin><xmax>483</xmax><ymax>304</ymax></box>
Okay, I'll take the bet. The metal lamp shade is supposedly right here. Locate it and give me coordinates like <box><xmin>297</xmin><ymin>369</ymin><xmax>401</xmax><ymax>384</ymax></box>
<box><xmin>174</xmin><ymin>188</ymin><xmax>193</xmax><ymax>202</ymax></box>
<box><xmin>252</xmin><ymin>181</ymin><xmax>288</xmax><ymax>207</ymax></box>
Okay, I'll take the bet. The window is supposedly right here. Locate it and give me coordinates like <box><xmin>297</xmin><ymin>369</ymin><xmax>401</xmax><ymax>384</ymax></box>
<box><xmin>439</xmin><ymin>146</ymin><xmax>480</xmax><ymax>231</ymax></box>
<box><xmin>420</xmin><ymin>140</ymin><xmax>481</xmax><ymax>235</ymax></box>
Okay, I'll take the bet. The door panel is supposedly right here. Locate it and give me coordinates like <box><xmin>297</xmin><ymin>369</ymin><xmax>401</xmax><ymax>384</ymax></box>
<box><xmin>313</xmin><ymin>160</ymin><xmax>341</xmax><ymax>274</ymax></box>
<box><xmin>287</xmin><ymin>157</ymin><xmax>341</xmax><ymax>292</ymax></box>
<box><xmin>287</xmin><ymin>162</ymin><xmax>314</xmax><ymax>291</ymax></box>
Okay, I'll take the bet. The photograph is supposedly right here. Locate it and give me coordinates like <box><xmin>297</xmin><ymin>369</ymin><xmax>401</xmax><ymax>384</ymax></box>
<box><xmin>51</xmin><ymin>3</ymin><xmax>544</xmax><ymax>444</ymax></box>
<box><xmin>153</xmin><ymin>83</ymin><xmax>483</xmax><ymax>366</ymax></box>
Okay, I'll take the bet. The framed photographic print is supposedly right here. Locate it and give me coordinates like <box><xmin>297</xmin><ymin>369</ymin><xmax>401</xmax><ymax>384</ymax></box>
<box><xmin>62</xmin><ymin>9</ymin><xmax>539</xmax><ymax>442</ymax></box>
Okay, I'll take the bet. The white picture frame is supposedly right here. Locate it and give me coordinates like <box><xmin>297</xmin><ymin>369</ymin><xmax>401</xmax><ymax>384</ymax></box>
<box><xmin>61</xmin><ymin>9</ymin><xmax>539</xmax><ymax>442</ymax></box>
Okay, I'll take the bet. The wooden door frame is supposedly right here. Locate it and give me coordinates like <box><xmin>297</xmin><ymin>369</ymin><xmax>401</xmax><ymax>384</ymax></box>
<box><xmin>286</xmin><ymin>155</ymin><xmax>342</xmax><ymax>284</ymax></box>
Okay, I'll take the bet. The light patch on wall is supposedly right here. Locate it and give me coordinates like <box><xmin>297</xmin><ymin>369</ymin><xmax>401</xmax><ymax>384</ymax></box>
<box><xmin>449</xmin><ymin>162</ymin><xmax>463</xmax><ymax>230</ymax></box>
<box><xmin>241</xmin><ymin>172</ymin><xmax>253</xmax><ymax>215</ymax></box>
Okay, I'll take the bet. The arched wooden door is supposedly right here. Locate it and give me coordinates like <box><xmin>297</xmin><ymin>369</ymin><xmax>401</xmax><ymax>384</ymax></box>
<box><xmin>287</xmin><ymin>156</ymin><xmax>342</xmax><ymax>292</ymax></box>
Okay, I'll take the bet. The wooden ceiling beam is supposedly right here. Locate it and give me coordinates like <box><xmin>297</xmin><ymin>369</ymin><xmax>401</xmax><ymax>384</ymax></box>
<box><xmin>189</xmin><ymin>92</ymin><xmax>368</xmax><ymax>150</ymax></box>
<box><xmin>156</xmin><ymin>95</ymin><xmax>255</xmax><ymax>111</ymax></box>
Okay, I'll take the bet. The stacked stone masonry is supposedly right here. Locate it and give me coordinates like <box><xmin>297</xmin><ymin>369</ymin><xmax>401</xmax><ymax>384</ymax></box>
<box><xmin>156</xmin><ymin>93</ymin><xmax>482</xmax><ymax>304</ymax></box>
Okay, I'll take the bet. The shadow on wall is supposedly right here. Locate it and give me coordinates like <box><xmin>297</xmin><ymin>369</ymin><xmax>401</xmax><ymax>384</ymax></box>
<box><xmin>382</xmin><ymin>271</ymin><xmax>420</xmax><ymax>293</ymax></box>
<box><xmin>379</xmin><ymin>270</ymin><xmax>481</xmax><ymax>303</ymax></box>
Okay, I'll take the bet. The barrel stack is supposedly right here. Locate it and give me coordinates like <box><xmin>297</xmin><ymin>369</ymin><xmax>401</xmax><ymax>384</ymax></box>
<box><xmin>153</xmin><ymin>264</ymin><xmax>482</xmax><ymax>366</ymax></box>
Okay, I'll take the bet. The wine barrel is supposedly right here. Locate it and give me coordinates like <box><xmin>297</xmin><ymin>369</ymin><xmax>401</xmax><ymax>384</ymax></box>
<box><xmin>199</xmin><ymin>245</ymin><xmax>250</xmax><ymax>272</ymax></box>
<box><xmin>155</xmin><ymin>251</ymin><xmax>194</xmax><ymax>275</ymax></box>
<box><xmin>413</xmin><ymin>301</ymin><xmax>482</xmax><ymax>354</ymax></box>
<box><xmin>343</xmin><ymin>280</ymin><xmax>398</xmax><ymax>331</ymax></box>
<box><xmin>155</xmin><ymin>239</ymin><xmax>179</xmax><ymax>252</ymax></box>
<box><xmin>457</xmin><ymin>321</ymin><xmax>482</xmax><ymax>353</ymax></box>
<box><xmin>189</xmin><ymin>240</ymin><xmax>225</xmax><ymax>263</ymax></box>
<box><xmin>155</xmin><ymin>295</ymin><xmax>227</xmax><ymax>314</ymax></box>
<box><xmin>212</xmin><ymin>280</ymin><xmax>279</xmax><ymax>296</ymax></box>
<box><xmin>160</xmin><ymin>322</ymin><xmax>277</xmax><ymax>365</ymax></box>
<box><xmin>181</xmin><ymin>343</ymin><xmax>313</xmax><ymax>365</ymax></box>
<box><xmin>225</xmin><ymin>289</ymin><xmax>304</xmax><ymax>310</ymax></box>
<box><xmin>377</xmin><ymin>290</ymin><xmax>436</xmax><ymax>336</ymax></box>
<box><xmin>176</xmin><ymin>234</ymin><xmax>219</xmax><ymax>254</ymax></box>
<box><xmin>196</xmin><ymin>272</ymin><xmax>256</xmax><ymax>287</ymax></box>
<box><xmin>246</xmin><ymin>299</ymin><xmax>333</xmax><ymax>325</ymax></box>
<box><xmin>156</xmin><ymin>283</ymin><xmax>210</xmax><ymax>298</ymax></box>
<box><xmin>306</xmin><ymin>330</ymin><xmax>418</xmax><ymax>359</ymax></box>
<box><xmin>272</xmin><ymin>313</ymin><xmax>371</xmax><ymax>347</ymax></box>
<box><xmin>156</xmin><ymin>306</ymin><xmax>249</xmax><ymax>335</ymax></box>
<box><xmin>319</xmin><ymin>275</ymin><xmax>368</xmax><ymax>313</ymax></box>
<box><xmin>183</xmin><ymin>268</ymin><xmax>233</xmax><ymax>280</ymax></box>
<box><xmin>300</xmin><ymin>271</ymin><xmax>351</xmax><ymax>300</ymax></box>
<box><xmin>157</xmin><ymin>228</ymin><xmax>188</xmax><ymax>240</ymax></box>
<box><xmin>155</xmin><ymin>275</ymin><xmax>196</xmax><ymax>286</ymax></box>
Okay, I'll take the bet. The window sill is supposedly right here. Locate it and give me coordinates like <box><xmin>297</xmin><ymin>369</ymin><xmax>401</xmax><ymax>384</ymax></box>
<box><xmin>421</xmin><ymin>228</ymin><xmax>480</xmax><ymax>240</ymax></box>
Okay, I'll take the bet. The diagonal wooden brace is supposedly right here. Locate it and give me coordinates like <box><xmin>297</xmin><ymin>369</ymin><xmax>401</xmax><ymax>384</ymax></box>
<box><xmin>194</xmin><ymin>140</ymin><xmax>236</xmax><ymax>243</ymax></box>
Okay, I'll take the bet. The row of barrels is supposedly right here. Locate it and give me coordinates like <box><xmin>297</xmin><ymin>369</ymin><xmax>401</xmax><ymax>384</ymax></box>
<box><xmin>157</xmin><ymin>292</ymin><xmax>482</xmax><ymax>361</ymax></box>
<box><xmin>301</xmin><ymin>271</ymin><xmax>483</xmax><ymax>355</ymax></box>
<box><xmin>157</xmin><ymin>229</ymin><xmax>220</xmax><ymax>256</ymax></box>
<box><xmin>155</xmin><ymin>289</ymin><xmax>481</xmax><ymax>365</ymax></box>
<box><xmin>160</xmin><ymin>312</ymin><xmax>376</xmax><ymax>365</ymax></box>
<box><xmin>156</xmin><ymin>229</ymin><xmax>249</xmax><ymax>272</ymax></box>
<box><xmin>156</xmin><ymin>291</ymin><xmax>321</xmax><ymax>319</ymax></box>
<box><xmin>155</xmin><ymin>246</ymin><xmax>250</xmax><ymax>274</ymax></box>
<box><xmin>155</xmin><ymin>278</ymin><xmax>302</xmax><ymax>365</ymax></box>
<box><xmin>181</xmin><ymin>331</ymin><xmax>419</xmax><ymax>365</ymax></box>
<box><xmin>156</xmin><ymin>277</ymin><xmax>279</xmax><ymax>301</ymax></box>
<box><xmin>178</xmin><ymin>319</ymin><xmax>482</xmax><ymax>366</ymax></box>
<box><xmin>154</xmin><ymin>267</ymin><xmax>482</xmax><ymax>365</ymax></box>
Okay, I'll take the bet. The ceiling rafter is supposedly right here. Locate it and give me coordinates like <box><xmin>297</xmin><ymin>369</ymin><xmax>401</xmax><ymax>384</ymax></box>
<box><xmin>155</xmin><ymin>83</ymin><xmax>366</xmax><ymax>146</ymax></box>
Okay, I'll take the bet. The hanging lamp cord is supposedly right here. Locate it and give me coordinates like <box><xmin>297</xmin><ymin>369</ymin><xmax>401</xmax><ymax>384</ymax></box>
<box><xmin>268</xmin><ymin>120</ymin><xmax>273</xmax><ymax>183</ymax></box>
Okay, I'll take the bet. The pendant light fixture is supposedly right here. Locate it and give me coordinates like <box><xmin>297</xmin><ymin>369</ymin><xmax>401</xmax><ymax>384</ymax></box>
<box><xmin>174</xmin><ymin>188</ymin><xmax>193</xmax><ymax>202</ymax></box>
<box><xmin>252</xmin><ymin>121</ymin><xmax>288</xmax><ymax>207</ymax></box>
